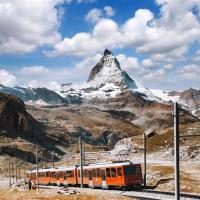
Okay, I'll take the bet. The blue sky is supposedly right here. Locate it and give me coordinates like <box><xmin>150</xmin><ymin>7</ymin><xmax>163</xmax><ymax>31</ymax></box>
<box><xmin>0</xmin><ymin>0</ymin><xmax>200</xmax><ymax>91</ymax></box>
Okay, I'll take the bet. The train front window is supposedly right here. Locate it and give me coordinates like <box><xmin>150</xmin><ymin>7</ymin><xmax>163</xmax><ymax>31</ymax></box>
<box><xmin>124</xmin><ymin>166</ymin><xmax>136</xmax><ymax>175</ymax></box>
<box><xmin>136</xmin><ymin>166</ymin><xmax>141</xmax><ymax>174</ymax></box>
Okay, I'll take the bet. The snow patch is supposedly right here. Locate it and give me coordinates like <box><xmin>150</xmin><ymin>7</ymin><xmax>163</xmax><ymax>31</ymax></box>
<box><xmin>26</xmin><ymin>99</ymin><xmax>51</xmax><ymax>106</ymax></box>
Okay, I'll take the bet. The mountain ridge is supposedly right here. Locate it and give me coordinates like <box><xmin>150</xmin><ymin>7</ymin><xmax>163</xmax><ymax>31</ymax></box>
<box><xmin>0</xmin><ymin>49</ymin><xmax>199</xmax><ymax>117</ymax></box>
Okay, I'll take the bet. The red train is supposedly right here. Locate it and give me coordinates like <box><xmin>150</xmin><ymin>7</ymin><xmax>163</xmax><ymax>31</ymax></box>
<box><xmin>27</xmin><ymin>161</ymin><xmax>143</xmax><ymax>189</ymax></box>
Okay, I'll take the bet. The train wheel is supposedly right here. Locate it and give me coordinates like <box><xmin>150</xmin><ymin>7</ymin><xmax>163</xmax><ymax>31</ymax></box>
<box><xmin>121</xmin><ymin>186</ymin><xmax>127</xmax><ymax>191</ymax></box>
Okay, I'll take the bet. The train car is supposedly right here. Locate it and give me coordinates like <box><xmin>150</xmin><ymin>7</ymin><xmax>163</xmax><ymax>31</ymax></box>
<box><xmin>77</xmin><ymin>161</ymin><xmax>143</xmax><ymax>189</ymax></box>
<box><xmin>27</xmin><ymin>161</ymin><xmax>143</xmax><ymax>189</ymax></box>
<box><xmin>27</xmin><ymin>166</ymin><xmax>77</xmax><ymax>186</ymax></box>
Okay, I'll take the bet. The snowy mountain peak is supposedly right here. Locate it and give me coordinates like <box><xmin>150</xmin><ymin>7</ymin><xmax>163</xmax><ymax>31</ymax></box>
<box><xmin>104</xmin><ymin>48</ymin><xmax>113</xmax><ymax>56</ymax></box>
<box><xmin>87</xmin><ymin>49</ymin><xmax>137</xmax><ymax>90</ymax></box>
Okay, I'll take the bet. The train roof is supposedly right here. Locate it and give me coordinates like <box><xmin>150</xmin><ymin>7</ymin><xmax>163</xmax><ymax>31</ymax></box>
<box><xmin>77</xmin><ymin>161</ymin><xmax>136</xmax><ymax>169</ymax></box>
<box><xmin>27</xmin><ymin>166</ymin><xmax>76</xmax><ymax>173</ymax></box>
<box><xmin>27</xmin><ymin>161</ymin><xmax>140</xmax><ymax>173</ymax></box>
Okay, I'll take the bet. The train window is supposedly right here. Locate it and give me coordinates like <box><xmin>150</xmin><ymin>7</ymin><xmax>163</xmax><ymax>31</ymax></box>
<box><xmin>52</xmin><ymin>172</ymin><xmax>56</xmax><ymax>178</ymax></box>
<box><xmin>111</xmin><ymin>168</ymin><xmax>116</xmax><ymax>177</ymax></box>
<box><xmin>117</xmin><ymin>168</ymin><xmax>122</xmax><ymax>176</ymax></box>
<box><xmin>66</xmin><ymin>170</ymin><xmax>74</xmax><ymax>178</ymax></box>
<box><xmin>92</xmin><ymin>169</ymin><xmax>96</xmax><ymax>177</ymax></box>
<box><xmin>56</xmin><ymin>173</ymin><xmax>59</xmax><ymax>180</ymax></box>
<box><xmin>31</xmin><ymin>173</ymin><xmax>36</xmax><ymax>179</ymax></box>
<box><xmin>46</xmin><ymin>172</ymin><xmax>50</xmax><ymax>177</ymax></box>
<box><xmin>136</xmin><ymin>166</ymin><xmax>141</xmax><ymax>174</ymax></box>
<box><xmin>63</xmin><ymin>172</ymin><xmax>66</xmax><ymax>179</ymax></box>
<box><xmin>124</xmin><ymin>166</ymin><xmax>136</xmax><ymax>175</ymax></box>
<box><xmin>89</xmin><ymin>171</ymin><xmax>92</xmax><ymax>180</ymax></box>
<box><xmin>101</xmin><ymin>170</ymin><xmax>106</xmax><ymax>180</ymax></box>
<box><xmin>106</xmin><ymin>168</ymin><xmax>111</xmax><ymax>177</ymax></box>
<box><xmin>60</xmin><ymin>172</ymin><xmax>63</xmax><ymax>178</ymax></box>
<box><xmin>96</xmin><ymin>169</ymin><xmax>101</xmax><ymax>177</ymax></box>
<box><xmin>84</xmin><ymin>170</ymin><xmax>88</xmax><ymax>177</ymax></box>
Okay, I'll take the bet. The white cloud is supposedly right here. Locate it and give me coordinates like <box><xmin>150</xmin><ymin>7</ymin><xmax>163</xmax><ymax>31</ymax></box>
<box><xmin>163</xmin><ymin>64</ymin><xmax>173</xmax><ymax>70</ymax></box>
<box><xmin>48</xmin><ymin>0</ymin><xmax>200</xmax><ymax>66</ymax></box>
<box><xmin>178</xmin><ymin>64</ymin><xmax>200</xmax><ymax>79</ymax></box>
<box><xmin>142</xmin><ymin>58</ymin><xmax>159</xmax><ymax>69</ymax></box>
<box><xmin>193</xmin><ymin>50</ymin><xmax>200</xmax><ymax>62</ymax></box>
<box><xmin>85</xmin><ymin>8</ymin><xmax>101</xmax><ymax>23</ymax></box>
<box><xmin>143</xmin><ymin>69</ymin><xmax>166</xmax><ymax>81</ymax></box>
<box><xmin>28</xmin><ymin>80</ymin><xmax>61</xmax><ymax>91</ymax></box>
<box><xmin>104</xmin><ymin>6</ymin><xmax>115</xmax><ymax>17</ymax></box>
<box><xmin>116</xmin><ymin>54</ymin><xmax>139</xmax><ymax>71</ymax></box>
<box><xmin>0</xmin><ymin>0</ymin><xmax>65</xmax><ymax>55</ymax></box>
<box><xmin>21</xmin><ymin>66</ymin><xmax>49</xmax><ymax>75</ymax></box>
<box><xmin>151</xmin><ymin>46</ymin><xmax>188</xmax><ymax>63</ymax></box>
<box><xmin>85</xmin><ymin>6</ymin><xmax>115</xmax><ymax>24</ymax></box>
<box><xmin>28</xmin><ymin>80</ymin><xmax>41</xmax><ymax>88</ymax></box>
<box><xmin>0</xmin><ymin>69</ymin><xmax>17</xmax><ymax>87</ymax></box>
<box><xmin>75</xmin><ymin>54</ymin><xmax>101</xmax><ymax>71</ymax></box>
<box><xmin>46</xmin><ymin>18</ymin><xmax>120</xmax><ymax>57</ymax></box>
<box><xmin>15</xmin><ymin>55</ymin><xmax>103</xmax><ymax>88</ymax></box>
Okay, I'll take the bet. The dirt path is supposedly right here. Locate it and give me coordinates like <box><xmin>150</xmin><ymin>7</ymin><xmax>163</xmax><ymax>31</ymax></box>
<box><xmin>0</xmin><ymin>185</ymin><xmax>137</xmax><ymax>200</ymax></box>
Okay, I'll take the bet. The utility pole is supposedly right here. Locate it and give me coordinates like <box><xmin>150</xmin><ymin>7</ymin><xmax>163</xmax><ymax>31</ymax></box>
<box><xmin>11</xmin><ymin>162</ymin><xmax>14</xmax><ymax>185</ymax></box>
<box><xmin>174</xmin><ymin>102</ymin><xmax>180</xmax><ymax>200</ymax></box>
<box><xmin>15</xmin><ymin>161</ymin><xmax>17</xmax><ymax>183</ymax></box>
<box><xmin>143</xmin><ymin>131</ymin><xmax>147</xmax><ymax>188</ymax></box>
<box><xmin>36</xmin><ymin>145</ymin><xmax>39</xmax><ymax>190</ymax></box>
<box><xmin>8</xmin><ymin>159</ymin><xmax>11</xmax><ymax>187</ymax></box>
<box><xmin>79</xmin><ymin>135</ymin><xmax>83</xmax><ymax>188</ymax></box>
<box><xmin>52</xmin><ymin>155</ymin><xmax>54</xmax><ymax>168</ymax></box>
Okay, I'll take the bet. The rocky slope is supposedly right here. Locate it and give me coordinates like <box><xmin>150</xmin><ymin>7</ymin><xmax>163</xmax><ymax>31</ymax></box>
<box><xmin>0</xmin><ymin>92</ymin><xmax>71</xmax><ymax>163</ymax></box>
<box><xmin>169</xmin><ymin>88</ymin><xmax>200</xmax><ymax>116</ymax></box>
<box><xmin>0</xmin><ymin>49</ymin><xmax>199</xmax><ymax>164</ymax></box>
<box><xmin>60</xmin><ymin>50</ymin><xmax>200</xmax><ymax>117</ymax></box>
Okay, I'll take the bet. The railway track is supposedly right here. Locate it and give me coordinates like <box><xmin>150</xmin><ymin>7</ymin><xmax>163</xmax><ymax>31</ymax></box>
<box><xmin>122</xmin><ymin>189</ymin><xmax>200</xmax><ymax>200</ymax></box>
<box><xmin>39</xmin><ymin>185</ymin><xmax>200</xmax><ymax>200</ymax></box>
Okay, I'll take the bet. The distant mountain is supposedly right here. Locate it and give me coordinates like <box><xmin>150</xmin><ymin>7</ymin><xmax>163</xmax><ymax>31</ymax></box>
<box><xmin>61</xmin><ymin>49</ymin><xmax>139</xmax><ymax>102</ymax></box>
<box><xmin>0</xmin><ymin>84</ymin><xmax>81</xmax><ymax>106</ymax></box>
<box><xmin>0</xmin><ymin>49</ymin><xmax>199</xmax><ymax>163</ymax></box>
<box><xmin>134</xmin><ymin>87</ymin><xmax>200</xmax><ymax>117</ymax></box>
<box><xmin>87</xmin><ymin>49</ymin><xmax>137</xmax><ymax>89</ymax></box>
<box><xmin>169</xmin><ymin>88</ymin><xmax>200</xmax><ymax>116</ymax></box>
<box><xmin>0</xmin><ymin>49</ymin><xmax>199</xmax><ymax>118</ymax></box>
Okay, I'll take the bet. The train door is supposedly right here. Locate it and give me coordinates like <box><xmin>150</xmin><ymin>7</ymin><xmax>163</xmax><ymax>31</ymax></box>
<box><xmin>63</xmin><ymin>171</ymin><xmax>67</xmax><ymax>186</ymax></box>
<box><xmin>88</xmin><ymin>170</ymin><xmax>94</xmax><ymax>188</ymax></box>
<box><xmin>95</xmin><ymin>168</ymin><xmax>102</xmax><ymax>187</ymax></box>
<box><xmin>101</xmin><ymin>169</ymin><xmax>107</xmax><ymax>189</ymax></box>
<box><xmin>116</xmin><ymin>167</ymin><xmax>122</xmax><ymax>186</ymax></box>
<box><xmin>56</xmin><ymin>172</ymin><xmax>60</xmax><ymax>186</ymax></box>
